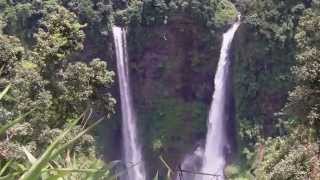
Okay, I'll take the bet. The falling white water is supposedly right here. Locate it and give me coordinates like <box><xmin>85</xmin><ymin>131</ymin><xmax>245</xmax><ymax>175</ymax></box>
<box><xmin>112</xmin><ymin>26</ymin><xmax>146</xmax><ymax>180</ymax></box>
<box><xmin>201</xmin><ymin>17</ymin><xmax>241</xmax><ymax>180</ymax></box>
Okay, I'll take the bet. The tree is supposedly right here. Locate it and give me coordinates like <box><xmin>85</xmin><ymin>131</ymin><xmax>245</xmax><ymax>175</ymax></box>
<box><xmin>0</xmin><ymin>2</ymin><xmax>115</xmax><ymax>159</ymax></box>
<box><xmin>252</xmin><ymin>6</ymin><xmax>320</xmax><ymax>179</ymax></box>
<box><xmin>286</xmin><ymin>8</ymin><xmax>320</xmax><ymax>139</ymax></box>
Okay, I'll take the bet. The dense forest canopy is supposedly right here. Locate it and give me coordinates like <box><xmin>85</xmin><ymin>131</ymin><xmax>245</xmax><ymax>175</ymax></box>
<box><xmin>0</xmin><ymin>0</ymin><xmax>319</xmax><ymax>179</ymax></box>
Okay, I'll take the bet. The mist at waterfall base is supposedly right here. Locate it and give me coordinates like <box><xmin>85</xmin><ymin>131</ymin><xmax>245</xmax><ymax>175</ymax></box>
<box><xmin>176</xmin><ymin>145</ymin><xmax>204</xmax><ymax>180</ymax></box>
<box><xmin>112</xmin><ymin>26</ymin><xmax>147</xmax><ymax>180</ymax></box>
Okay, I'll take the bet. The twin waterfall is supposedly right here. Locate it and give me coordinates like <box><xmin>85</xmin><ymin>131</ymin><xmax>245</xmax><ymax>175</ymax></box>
<box><xmin>112</xmin><ymin>16</ymin><xmax>240</xmax><ymax>180</ymax></box>
<box><xmin>112</xmin><ymin>27</ymin><xmax>146</xmax><ymax>180</ymax></box>
<box><xmin>201</xmin><ymin>18</ymin><xmax>241</xmax><ymax>180</ymax></box>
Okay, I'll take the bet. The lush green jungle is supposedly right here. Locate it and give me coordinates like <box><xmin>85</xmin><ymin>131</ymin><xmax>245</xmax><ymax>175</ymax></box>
<box><xmin>0</xmin><ymin>0</ymin><xmax>319</xmax><ymax>179</ymax></box>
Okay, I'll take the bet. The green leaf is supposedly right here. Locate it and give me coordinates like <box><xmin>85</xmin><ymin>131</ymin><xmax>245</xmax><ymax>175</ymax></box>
<box><xmin>50</xmin><ymin>118</ymin><xmax>105</xmax><ymax>158</ymax></box>
<box><xmin>19</xmin><ymin>117</ymin><xmax>82</xmax><ymax>180</ymax></box>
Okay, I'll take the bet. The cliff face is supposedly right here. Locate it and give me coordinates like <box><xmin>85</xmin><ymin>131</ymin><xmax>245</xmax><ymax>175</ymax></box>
<box><xmin>128</xmin><ymin>15</ymin><xmax>224</xmax><ymax>171</ymax></box>
<box><xmin>233</xmin><ymin>23</ymin><xmax>293</xmax><ymax>137</ymax></box>
<box><xmin>129</xmin><ymin>15</ymin><xmax>221</xmax><ymax>106</ymax></box>
<box><xmin>118</xmin><ymin>18</ymin><xmax>292</xmax><ymax>171</ymax></box>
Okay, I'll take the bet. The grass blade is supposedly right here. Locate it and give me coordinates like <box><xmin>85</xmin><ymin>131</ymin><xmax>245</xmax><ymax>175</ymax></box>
<box><xmin>0</xmin><ymin>85</ymin><xmax>10</xmax><ymax>100</ymax></box>
<box><xmin>160</xmin><ymin>156</ymin><xmax>173</xmax><ymax>180</ymax></box>
<box><xmin>153</xmin><ymin>171</ymin><xmax>159</xmax><ymax>180</ymax></box>
<box><xmin>22</xmin><ymin>147</ymin><xmax>37</xmax><ymax>165</ymax></box>
<box><xmin>19</xmin><ymin>117</ymin><xmax>81</xmax><ymax>180</ymax></box>
<box><xmin>0</xmin><ymin>160</ymin><xmax>13</xmax><ymax>176</ymax></box>
<box><xmin>50</xmin><ymin>118</ymin><xmax>104</xmax><ymax>158</ymax></box>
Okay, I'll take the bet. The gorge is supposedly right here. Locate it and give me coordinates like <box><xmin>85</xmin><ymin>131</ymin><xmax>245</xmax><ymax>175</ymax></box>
<box><xmin>0</xmin><ymin>0</ymin><xmax>319</xmax><ymax>179</ymax></box>
<box><xmin>113</xmin><ymin>13</ymin><xmax>240</xmax><ymax>179</ymax></box>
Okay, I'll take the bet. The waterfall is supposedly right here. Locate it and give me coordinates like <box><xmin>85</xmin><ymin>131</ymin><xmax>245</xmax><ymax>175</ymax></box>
<box><xmin>201</xmin><ymin>17</ymin><xmax>240</xmax><ymax>180</ymax></box>
<box><xmin>112</xmin><ymin>26</ymin><xmax>146</xmax><ymax>180</ymax></box>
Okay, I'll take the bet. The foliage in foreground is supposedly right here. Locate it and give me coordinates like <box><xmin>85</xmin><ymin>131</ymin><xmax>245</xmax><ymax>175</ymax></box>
<box><xmin>0</xmin><ymin>86</ymin><xmax>116</xmax><ymax>179</ymax></box>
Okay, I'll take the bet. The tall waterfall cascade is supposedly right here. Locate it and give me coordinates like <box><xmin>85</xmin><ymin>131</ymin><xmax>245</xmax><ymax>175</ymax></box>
<box><xmin>112</xmin><ymin>26</ymin><xmax>146</xmax><ymax>180</ymax></box>
<box><xmin>201</xmin><ymin>17</ymin><xmax>241</xmax><ymax>180</ymax></box>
